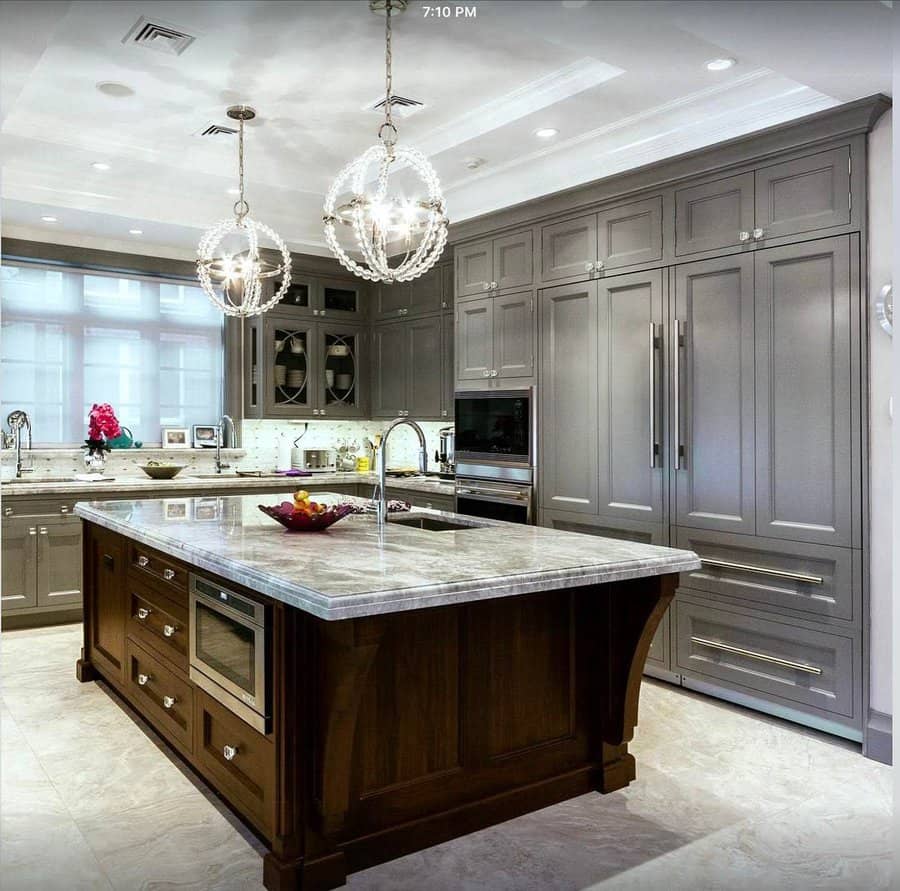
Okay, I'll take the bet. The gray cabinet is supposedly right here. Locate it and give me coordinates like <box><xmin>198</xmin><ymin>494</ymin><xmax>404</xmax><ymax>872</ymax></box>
<box><xmin>1</xmin><ymin>518</ymin><xmax>37</xmax><ymax>611</ymax></box>
<box><xmin>272</xmin><ymin>273</ymin><xmax>367</xmax><ymax>321</ymax></box>
<box><xmin>673</xmin><ymin>254</ymin><xmax>756</xmax><ymax>534</ymax></box>
<box><xmin>539</xmin><ymin>282</ymin><xmax>599</xmax><ymax>515</ymax></box>
<box><xmin>456</xmin><ymin>298</ymin><xmax>493</xmax><ymax>382</ymax></box>
<box><xmin>441</xmin><ymin>310</ymin><xmax>454</xmax><ymax>419</ymax></box>
<box><xmin>456</xmin><ymin>230</ymin><xmax>532</xmax><ymax>298</ymax></box>
<box><xmin>541</xmin><ymin>197</ymin><xmax>663</xmax><ymax>283</ymax></box>
<box><xmin>375</xmin><ymin>281</ymin><xmax>411</xmax><ymax>320</ymax></box>
<box><xmin>754</xmin><ymin>237</ymin><xmax>852</xmax><ymax>547</ymax></box>
<box><xmin>755</xmin><ymin>147</ymin><xmax>850</xmax><ymax>242</ymax></box>
<box><xmin>596</xmin><ymin>269</ymin><xmax>665</xmax><ymax>530</ymax></box>
<box><xmin>1</xmin><ymin>512</ymin><xmax>82</xmax><ymax>621</ymax></box>
<box><xmin>376</xmin><ymin>265</ymin><xmax>444</xmax><ymax>320</ymax></box>
<box><xmin>372</xmin><ymin>316</ymin><xmax>444</xmax><ymax>420</ymax></box>
<box><xmin>675</xmin><ymin>172</ymin><xmax>755</xmax><ymax>256</ymax></box>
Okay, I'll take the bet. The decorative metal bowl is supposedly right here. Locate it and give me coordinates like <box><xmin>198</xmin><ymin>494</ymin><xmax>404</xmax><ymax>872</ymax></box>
<box><xmin>258</xmin><ymin>501</ymin><xmax>355</xmax><ymax>532</ymax></box>
<box><xmin>139</xmin><ymin>463</ymin><xmax>185</xmax><ymax>480</ymax></box>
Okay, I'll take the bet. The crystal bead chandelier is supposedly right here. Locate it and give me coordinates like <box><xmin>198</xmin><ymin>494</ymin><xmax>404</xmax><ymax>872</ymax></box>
<box><xmin>323</xmin><ymin>0</ymin><xmax>448</xmax><ymax>283</ymax></box>
<box><xmin>197</xmin><ymin>105</ymin><xmax>292</xmax><ymax>316</ymax></box>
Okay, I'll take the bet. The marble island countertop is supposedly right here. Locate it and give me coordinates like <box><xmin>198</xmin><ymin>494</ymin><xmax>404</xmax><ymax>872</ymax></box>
<box><xmin>74</xmin><ymin>493</ymin><xmax>700</xmax><ymax>621</ymax></box>
<box><xmin>0</xmin><ymin>470</ymin><xmax>455</xmax><ymax>499</ymax></box>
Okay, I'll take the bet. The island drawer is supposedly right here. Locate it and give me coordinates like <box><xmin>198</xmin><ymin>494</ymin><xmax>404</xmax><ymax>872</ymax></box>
<box><xmin>674</xmin><ymin>596</ymin><xmax>856</xmax><ymax>719</ymax></box>
<box><xmin>125</xmin><ymin>638</ymin><xmax>194</xmax><ymax>754</ymax></box>
<box><xmin>2</xmin><ymin>497</ymin><xmax>77</xmax><ymax>518</ymax></box>
<box><xmin>193</xmin><ymin>688</ymin><xmax>275</xmax><ymax>839</ymax></box>
<box><xmin>128</xmin><ymin>542</ymin><xmax>189</xmax><ymax>602</ymax></box>
<box><xmin>127</xmin><ymin>582</ymin><xmax>189</xmax><ymax>673</ymax></box>
<box><xmin>674</xmin><ymin>528</ymin><xmax>856</xmax><ymax>624</ymax></box>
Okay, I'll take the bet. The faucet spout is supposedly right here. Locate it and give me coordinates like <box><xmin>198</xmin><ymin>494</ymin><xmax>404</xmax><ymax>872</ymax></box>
<box><xmin>375</xmin><ymin>417</ymin><xmax>427</xmax><ymax>526</ymax></box>
<box><xmin>7</xmin><ymin>410</ymin><xmax>33</xmax><ymax>479</ymax></box>
<box><xmin>215</xmin><ymin>414</ymin><xmax>236</xmax><ymax>474</ymax></box>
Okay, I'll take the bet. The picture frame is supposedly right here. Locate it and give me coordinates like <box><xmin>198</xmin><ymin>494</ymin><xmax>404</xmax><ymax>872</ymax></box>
<box><xmin>162</xmin><ymin>499</ymin><xmax>189</xmax><ymax>521</ymax></box>
<box><xmin>192</xmin><ymin>497</ymin><xmax>221</xmax><ymax>521</ymax></box>
<box><xmin>161</xmin><ymin>427</ymin><xmax>189</xmax><ymax>449</ymax></box>
<box><xmin>192</xmin><ymin>424</ymin><xmax>221</xmax><ymax>449</ymax></box>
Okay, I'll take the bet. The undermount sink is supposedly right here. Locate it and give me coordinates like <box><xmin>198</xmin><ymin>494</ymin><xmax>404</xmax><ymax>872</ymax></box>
<box><xmin>388</xmin><ymin>514</ymin><xmax>483</xmax><ymax>532</ymax></box>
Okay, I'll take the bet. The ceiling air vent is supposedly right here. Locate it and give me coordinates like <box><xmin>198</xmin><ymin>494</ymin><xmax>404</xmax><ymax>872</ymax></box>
<box><xmin>367</xmin><ymin>94</ymin><xmax>426</xmax><ymax>119</ymax></box>
<box><xmin>123</xmin><ymin>16</ymin><xmax>196</xmax><ymax>56</ymax></box>
<box><xmin>198</xmin><ymin>123</ymin><xmax>237</xmax><ymax>137</ymax></box>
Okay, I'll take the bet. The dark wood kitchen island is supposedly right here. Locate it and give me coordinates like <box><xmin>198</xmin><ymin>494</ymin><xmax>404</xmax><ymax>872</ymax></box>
<box><xmin>74</xmin><ymin>494</ymin><xmax>699</xmax><ymax>890</ymax></box>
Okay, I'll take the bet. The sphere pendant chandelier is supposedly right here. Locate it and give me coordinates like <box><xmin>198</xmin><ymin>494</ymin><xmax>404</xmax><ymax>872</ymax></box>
<box><xmin>197</xmin><ymin>105</ymin><xmax>292</xmax><ymax>317</ymax></box>
<box><xmin>323</xmin><ymin>0</ymin><xmax>448</xmax><ymax>283</ymax></box>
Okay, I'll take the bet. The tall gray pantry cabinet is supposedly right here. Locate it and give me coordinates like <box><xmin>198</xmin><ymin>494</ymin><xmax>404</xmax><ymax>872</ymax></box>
<box><xmin>450</xmin><ymin>95</ymin><xmax>888</xmax><ymax>746</ymax></box>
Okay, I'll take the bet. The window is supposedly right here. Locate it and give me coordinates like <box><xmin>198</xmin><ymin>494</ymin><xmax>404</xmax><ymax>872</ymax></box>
<box><xmin>1</xmin><ymin>262</ymin><xmax>224</xmax><ymax>445</ymax></box>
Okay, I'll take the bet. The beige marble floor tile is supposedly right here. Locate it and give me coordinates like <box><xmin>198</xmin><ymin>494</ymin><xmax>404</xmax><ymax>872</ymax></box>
<box><xmin>76</xmin><ymin>793</ymin><xmax>266</xmax><ymax>891</ymax></box>
<box><xmin>1</xmin><ymin>623</ymin><xmax>83</xmax><ymax>680</ymax></box>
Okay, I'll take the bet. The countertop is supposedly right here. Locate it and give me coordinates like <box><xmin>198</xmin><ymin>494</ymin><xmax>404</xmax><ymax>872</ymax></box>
<box><xmin>74</xmin><ymin>493</ymin><xmax>700</xmax><ymax>621</ymax></box>
<box><xmin>0</xmin><ymin>471</ymin><xmax>456</xmax><ymax>499</ymax></box>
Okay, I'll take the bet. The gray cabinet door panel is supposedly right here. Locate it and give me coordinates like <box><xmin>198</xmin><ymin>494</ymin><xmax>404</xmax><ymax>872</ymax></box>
<box><xmin>371</xmin><ymin>323</ymin><xmax>408</xmax><ymax>417</ymax></box>
<box><xmin>36</xmin><ymin>518</ymin><xmax>82</xmax><ymax>608</ymax></box>
<box><xmin>493</xmin><ymin>231</ymin><xmax>533</xmax><ymax>292</ymax></box>
<box><xmin>441</xmin><ymin>313</ymin><xmax>454</xmax><ymax>419</ymax></box>
<box><xmin>408</xmin><ymin>316</ymin><xmax>443</xmax><ymax>418</ymax></box>
<box><xmin>674</xmin><ymin>527</ymin><xmax>856</xmax><ymax>624</ymax></box>
<box><xmin>1</xmin><ymin>519</ymin><xmax>36</xmax><ymax>611</ymax></box>
<box><xmin>596</xmin><ymin>270</ymin><xmax>665</xmax><ymax>524</ymax></box>
<box><xmin>755</xmin><ymin>238</ymin><xmax>852</xmax><ymax>546</ymax></box>
<box><xmin>674</xmin><ymin>255</ymin><xmax>755</xmax><ymax>533</ymax></box>
<box><xmin>540</xmin><ymin>214</ymin><xmax>598</xmax><ymax>282</ymax></box>
<box><xmin>539</xmin><ymin>282</ymin><xmax>599</xmax><ymax>514</ymax></box>
<box><xmin>456</xmin><ymin>298</ymin><xmax>494</xmax><ymax>382</ymax></box>
<box><xmin>675</xmin><ymin>173</ymin><xmax>754</xmax><ymax>256</ymax></box>
<box><xmin>376</xmin><ymin>281</ymin><xmax>412</xmax><ymax>319</ymax></box>
<box><xmin>456</xmin><ymin>240</ymin><xmax>493</xmax><ymax>298</ymax></box>
<box><xmin>408</xmin><ymin>266</ymin><xmax>442</xmax><ymax>316</ymax></box>
<box><xmin>755</xmin><ymin>147</ymin><xmax>850</xmax><ymax>241</ymax></box>
<box><xmin>674</xmin><ymin>596</ymin><xmax>856</xmax><ymax>720</ymax></box>
<box><xmin>493</xmin><ymin>291</ymin><xmax>534</xmax><ymax>380</ymax></box>
<box><xmin>597</xmin><ymin>196</ymin><xmax>663</xmax><ymax>270</ymax></box>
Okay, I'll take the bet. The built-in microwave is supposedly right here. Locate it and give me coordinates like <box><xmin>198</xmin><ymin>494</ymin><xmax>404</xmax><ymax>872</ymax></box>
<box><xmin>454</xmin><ymin>389</ymin><xmax>534</xmax><ymax>471</ymax></box>
<box><xmin>189</xmin><ymin>574</ymin><xmax>269</xmax><ymax>733</ymax></box>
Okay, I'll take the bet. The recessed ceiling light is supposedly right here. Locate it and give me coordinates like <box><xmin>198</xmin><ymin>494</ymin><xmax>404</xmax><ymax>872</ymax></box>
<box><xmin>41</xmin><ymin>216</ymin><xmax>58</xmax><ymax>223</ymax></box>
<box><xmin>91</xmin><ymin>162</ymin><xmax>111</xmax><ymax>171</ymax></box>
<box><xmin>128</xmin><ymin>229</ymin><xmax>143</xmax><ymax>235</ymax></box>
<box><xmin>535</xmin><ymin>127</ymin><xmax>559</xmax><ymax>139</ymax></box>
<box><xmin>95</xmin><ymin>81</ymin><xmax>135</xmax><ymax>98</ymax></box>
<box><xmin>706</xmin><ymin>58</ymin><xmax>736</xmax><ymax>71</ymax></box>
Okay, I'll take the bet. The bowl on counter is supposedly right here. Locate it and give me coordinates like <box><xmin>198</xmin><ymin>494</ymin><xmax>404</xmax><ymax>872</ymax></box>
<box><xmin>139</xmin><ymin>462</ymin><xmax>186</xmax><ymax>480</ymax></box>
<box><xmin>259</xmin><ymin>501</ymin><xmax>355</xmax><ymax>532</ymax></box>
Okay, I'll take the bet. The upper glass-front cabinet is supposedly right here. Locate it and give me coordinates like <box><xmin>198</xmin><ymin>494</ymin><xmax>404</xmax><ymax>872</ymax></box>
<box><xmin>270</xmin><ymin>274</ymin><xmax>367</xmax><ymax>320</ymax></box>
<box><xmin>320</xmin><ymin>326</ymin><xmax>364</xmax><ymax>417</ymax></box>
<box><xmin>264</xmin><ymin>319</ymin><xmax>315</xmax><ymax>417</ymax></box>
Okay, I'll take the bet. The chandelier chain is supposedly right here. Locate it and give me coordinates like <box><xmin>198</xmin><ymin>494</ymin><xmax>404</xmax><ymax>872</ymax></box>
<box><xmin>235</xmin><ymin>111</ymin><xmax>249</xmax><ymax>220</ymax></box>
<box><xmin>384</xmin><ymin>2</ymin><xmax>393</xmax><ymax>133</ymax></box>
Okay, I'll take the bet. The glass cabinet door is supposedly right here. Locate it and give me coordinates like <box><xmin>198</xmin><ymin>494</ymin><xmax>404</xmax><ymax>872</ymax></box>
<box><xmin>273</xmin><ymin>275</ymin><xmax>314</xmax><ymax>313</ymax></box>
<box><xmin>319</xmin><ymin>278</ymin><xmax>365</xmax><ymax>320</ymax></box>
<box><xmin>319</xmin><ymin>326</ymin><xmax>364</xmax><ymax>417</ymax></box>
<box><xmin>244</xmin><ymin>318</ymin><xmax>262</xmax><ymax>418</ymax></box>
<box><xmin>263</xmin><ymin>318</ymin><xmax>315</xmax><ymax>416</ymax></box>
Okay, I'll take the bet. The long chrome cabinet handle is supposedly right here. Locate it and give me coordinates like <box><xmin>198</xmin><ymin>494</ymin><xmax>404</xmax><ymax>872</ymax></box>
<box><xmin>700</xmin><ymin>558</ymin><xmax>824</xmax><ymax>585</ymax></box>
<box><xmin>648</xmin><ymin>322</ymin><xmax>659</xmax><ymax>468</ymax></box>
<box><xmin>457</xmin><ymin>487</ymin><xmax>529</xmax><ymax>500</ymax></box>
<box><xmin>690</xmin><ymin>636</ymin><xmax>822</xmax><ymax>675</ymax></box>
<box><xmin>672</xmin><ymin>318</ymin><xmax>683</xmax><ymax>470</ymax></box>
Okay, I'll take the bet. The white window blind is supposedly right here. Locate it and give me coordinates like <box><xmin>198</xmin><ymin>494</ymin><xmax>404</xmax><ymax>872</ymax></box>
<box><xmin>1</xmin><ymin>261</ymin><xmax>224</xmax><ymax>445</ymax></box>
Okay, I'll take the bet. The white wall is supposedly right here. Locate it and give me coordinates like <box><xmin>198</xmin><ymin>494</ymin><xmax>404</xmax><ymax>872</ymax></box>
<box><xmin>867</xmin><ymin>109</ymin><xmax>893</xmax><ymax>717</ymax></box>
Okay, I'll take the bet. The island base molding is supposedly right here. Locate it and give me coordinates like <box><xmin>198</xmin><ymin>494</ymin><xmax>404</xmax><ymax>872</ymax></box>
<box><xmin>76</xmin><ymin>522</ymin><xmax>677</xmax><ymax>890</ymax></box>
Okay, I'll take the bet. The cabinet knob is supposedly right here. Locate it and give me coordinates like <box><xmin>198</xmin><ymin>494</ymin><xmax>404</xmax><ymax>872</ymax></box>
<box><xmin>137</xmin><ymin>555</ymin><xmax>149</xmax><ymax>567</ymax></box>
<box><xmin>162</xmin><ymin>695</ymin><xmax>176</xmax><ymax>710</ymax></box>
<box><xmin>442</xmin><ymin>409</ymin><xmax>448</xmax><ymax>416</ymax></box>
<box><xmin>483</xmin><ymin>283</ymin><xmax>491</xmax><ymax>291</ymax></box>
<box><xmin>585</xmin><ymin>262</ymin><xmax>595</xmax><ymax>273</ymax></box>
<box><xmin>312</xmin><ymin>309</ymin><xmax>319</xmax><ymax>316</ymax></box>
<box><xmin>137</xmin><ymin>673</ymin><xmax>151</xmax><ymax>686</ymax></box>
<box><xmin>442</xmin><ymin>301</ymin><xmax>448</xmax><ymax>309</ymax></box>
<box><xmin>320</xmin><ymin>309</ymin><xmax>326</xmax><ymax>316</ymax></box>
<box><xmin>223</xmin><ymin>745</ymin><xmax>238</xmax><ymax>762</ymax></box>
<box><xmin>752</xmin><ymin>228</ymin><xmax>765</xmax><ymax>240</ymax></box>
<box><xmin>320</xmin><ymin>409</ymin><xmax>326</xmax><ymax>416</ymax></box>
<box><xmin>491</xmin><ymin>370</ymin><xmax>499</xmax><ymax>377</ymax></box>
<box><xmin>28</xmin><ymin>527</ymin><xmax>36</xmax><ymax>536</ymax></box>
<box><xmin>739</xmin><ymin>230</ymin><xmax>751</xmax><ymax>242</ymax></box>
<box><xmin>3</xmin><ymin>507</ymin><xmax>12</xmax><ymax>517</ymax></box>
<box><xmin>482</xmin><ymin>370</ymin><xmax>490</xmax><ymax>378</ymax></box>
<box><xmin>59</xmin><ymin>505</ymin><xmax>69</xmax><ymax>514</ymax></box>
<box><xmin>312</xmin><ymin>409</ymin><xmax>319</xmax><ymax>416</ymax></box>
<box><xmin>39</xmin><ymin>526</ymin><xmax>48</xmax><ymax>535</ymax></box>
<box><xmin>595</xmin><ymin>260</ymin><xmax>604</xmax><ymax>270</ymax></box>
<box><xmin>137</xmin><ymin>607</ymin><xmax>151</xmax><ymax>620</ymax></box>
<box><xmin>162</xmin><ymin>568</ymin><xmax>175</xmax><ymax>581</ymax></box>
<box><xmin>163</xmin><ymin>624</ymin><xmax>176</xmax><ymax>638</ymax></box>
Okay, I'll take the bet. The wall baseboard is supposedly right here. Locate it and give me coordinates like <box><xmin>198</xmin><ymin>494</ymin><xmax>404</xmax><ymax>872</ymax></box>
<box><xmin>863</xmin><ymin>709</ymin><xmax>892</xmax><ymax>764</ymax></box>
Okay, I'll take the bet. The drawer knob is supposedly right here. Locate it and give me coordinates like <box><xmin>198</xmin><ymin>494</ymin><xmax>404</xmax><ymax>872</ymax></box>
<box><xmin>162</xmin><ymin>695</ymin><xmax>176</xmax><ymax>710</ymax></box>
<box><xmin>60</xmin><ymin>505</ymin><xmax>69</xmax><ymax>514</ymax></box>
<box><xmin>137</xmin><ymin>555</ymin><xmax>149</xmax><ymax>567</ymax></box>
<box><xmin>162</xmin><ymin>569</ymin><xmax>176</xmax><ymax>581</ymax></box>
<box><xmin>223</xmin><ymin>744</ymin><xmax>239</xmax><ymax>762</ymax></box>
<box><xmin>739</xmin><ymin>230</ymin><xmax>751</xmax><ymax>242</ymax></box>
<box><xmin>137</xmin><ymin>607</ymin><xmax>151</xmax><ymax>620</ymax></box>
<box><xmin>137</xmin><ymin>673</ymin><xmax>151</xmax><ymax>686</ymax></box>
<box><xmin>163</xmin><ymin>624</ymin><xmax>176</xmax><ymax>638</ymax></box>
<box><xmin>752</xmin><ymin>227</ymin><xmax>765</xmax><ymax>240</ymax></box>
<box><xmin>3</xmin><ymin>507</ymin><xmax>12</xmax><ymax>517</ymax></box>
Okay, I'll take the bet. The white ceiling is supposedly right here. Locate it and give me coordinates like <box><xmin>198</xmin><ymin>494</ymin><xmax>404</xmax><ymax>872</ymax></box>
<box><xmin>0</xmin><ymin>0</ymin><xmax>892</xmax><ymax>257</ymax></box>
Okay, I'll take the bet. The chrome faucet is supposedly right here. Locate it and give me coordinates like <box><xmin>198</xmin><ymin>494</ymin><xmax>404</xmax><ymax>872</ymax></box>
<box><xmin>215</xmin><ymin>415</ymin><xmax>236</xmax><ymax>474</ymax></box>
<box><xmin>6</xmin><ymin>411</ymin><xmax>33</xmax><ymax>479</ymax></box>
<box><xmin>374</xmin><ymin>417</ymin><xmax>427</xmax><ymax>526</ymax></box>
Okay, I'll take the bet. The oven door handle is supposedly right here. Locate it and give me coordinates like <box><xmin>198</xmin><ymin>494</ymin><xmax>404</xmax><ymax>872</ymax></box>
<box><xmin>191</xmin><ymin>590</ymin><xmax>265</xmax><ymax>630</ymax></box>
<box><xmin>457</xmin><ymin>487</ymin><xmax>530</xmax><ymax>502</ymax></box>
